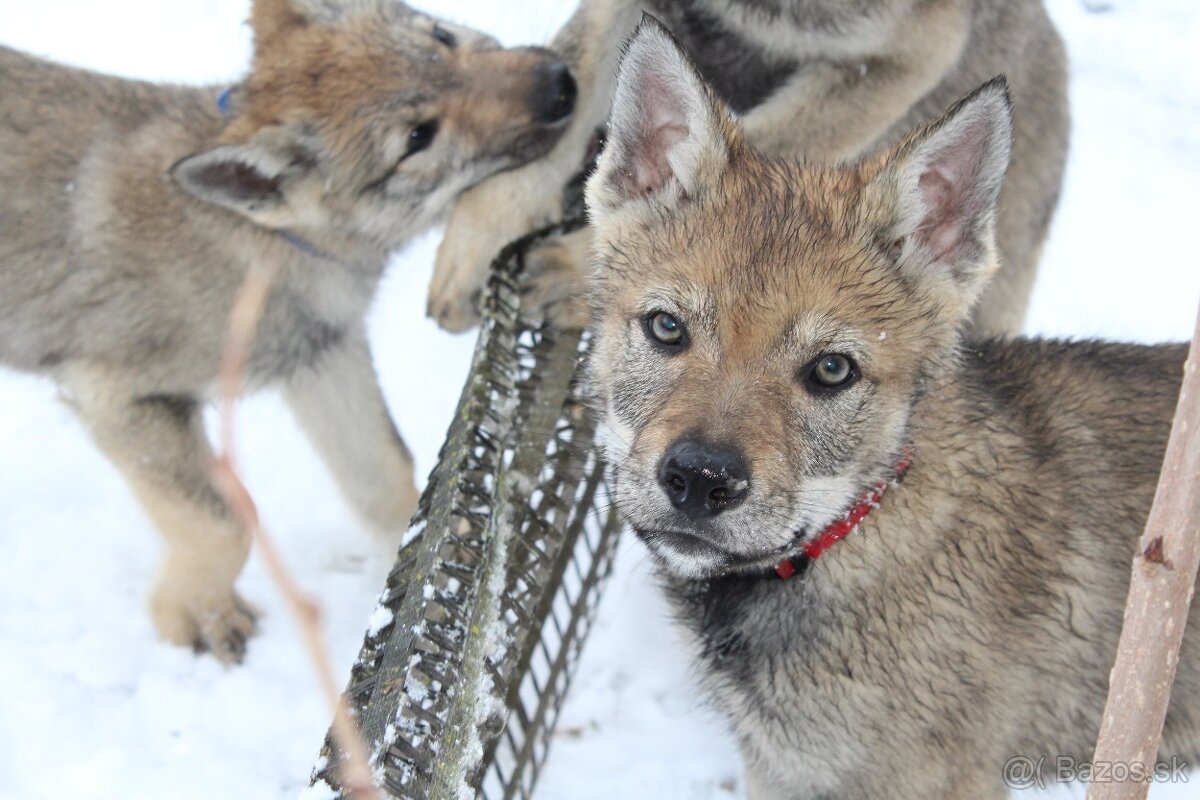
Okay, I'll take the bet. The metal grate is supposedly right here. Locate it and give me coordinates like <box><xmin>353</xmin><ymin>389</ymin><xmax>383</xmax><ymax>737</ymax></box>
<box><xmin>313</xmin><ymin>191</ymin><xmax>620</xmax><ymax>799</ymax></box>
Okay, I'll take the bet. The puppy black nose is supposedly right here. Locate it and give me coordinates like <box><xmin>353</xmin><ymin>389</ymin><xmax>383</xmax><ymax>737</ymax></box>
<box><xmin>658</xmin><ymin>439</ymin><xmax>750</xmax><ymax>520</ymax></box>
<box><xmin>531</xmin><ymin>62</ymin><xmax>576</xmax><ymax>123</ymax></box>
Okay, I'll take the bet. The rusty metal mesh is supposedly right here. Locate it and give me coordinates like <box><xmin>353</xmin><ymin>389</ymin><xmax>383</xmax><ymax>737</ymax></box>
<box><xmin>313</xmin><ymin>195</ymin><xmax>620</xmax><ymax>799</ymax></box>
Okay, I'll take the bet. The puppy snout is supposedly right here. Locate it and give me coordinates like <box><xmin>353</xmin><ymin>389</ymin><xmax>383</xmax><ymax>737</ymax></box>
<box><xmin>658</xmin><ymin>439</ymin><xmax>750</xmax><ymax>520</ymax></box>
<box><xmin>530</xmin><ymin>61</ymin><xmax>576</xmax><ymax>123</ymax></box>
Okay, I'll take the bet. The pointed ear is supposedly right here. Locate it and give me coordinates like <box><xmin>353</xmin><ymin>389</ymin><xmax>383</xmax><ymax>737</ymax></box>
<box><xmin>250</xmin><ymin>0</ymin><xmax>382</xmax><ymax>40</ymax></box>
<box><xmin>170</xmin><ymin>126</ymin><xmax>317</xmax><ymax>222</ymax></box>
<box><xmin>871</xmin><ymin>78</ymin><xmax>1013</xmax><ymax>310</ymax></box>
<box><xmin>250</xmin><ymin>0</ymin><xmax>308</xmax><ymax>45</ymax></box>
<box><xmin>586</xmin><ymin>16</ymin><xmax>736</xmax><ymax>219</ymax></box>
<box><xmin>284</xmin><ymin>0</ymin><xmax>383</xmax><ymax>23</ymax></box>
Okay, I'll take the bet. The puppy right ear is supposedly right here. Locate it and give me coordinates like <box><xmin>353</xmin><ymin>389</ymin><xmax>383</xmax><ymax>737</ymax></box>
<box><xmin>867</xmin><ymin>78</ymin><xmax>1014</xmax><ymax>318</ymax></box>
<box><xmin>170</xmin><ymin>125</ymin><xmax>318</xmax><ymax>226</ymax></box>
<box><xmin>586</xmin><ymin>16</ymin><xmax>737</xmax><ymax>220</ymax></box>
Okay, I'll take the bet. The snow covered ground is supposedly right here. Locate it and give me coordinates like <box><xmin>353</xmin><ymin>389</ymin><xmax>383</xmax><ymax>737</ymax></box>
<box><xmin>0</xmin><ymin>1</ymin><xmax>1196</xmax><ymax>798</ymax></box>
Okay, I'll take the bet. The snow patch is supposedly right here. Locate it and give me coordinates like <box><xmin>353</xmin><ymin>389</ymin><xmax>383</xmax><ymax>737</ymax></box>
<box><xmin>298</xmin><ymin>780</ymin><xmax>339</xmax><ymax>800</ymax></box>
<box><xmin>366</xmin><ymin>604</ymin><xmax>394</xmax><ymax>638</ymax></box>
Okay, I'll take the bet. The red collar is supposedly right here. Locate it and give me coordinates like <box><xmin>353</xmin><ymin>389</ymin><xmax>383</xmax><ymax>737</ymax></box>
<box><xmin>774</xmin><ymin>449</ymin><xmax>913</xmax><ymax>579</ymax></box>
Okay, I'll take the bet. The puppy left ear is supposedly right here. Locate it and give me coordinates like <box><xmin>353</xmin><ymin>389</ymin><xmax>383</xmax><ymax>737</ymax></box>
<box><xmin>871</xmin><ymin>78</ymin><xmax>1014</xmax><ymax>313</ymax></box>
<box><xmin>586</xmin><ymin>16</ymin><xmax>737</xmax><ymax>220</ymax></box>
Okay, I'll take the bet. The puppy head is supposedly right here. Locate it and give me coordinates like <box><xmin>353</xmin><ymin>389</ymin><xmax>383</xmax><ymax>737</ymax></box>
<box><xmin>587</xmin><ymin>19</ymin><xmax>1012</xmax><ymax>578</ymax></box>
<box><xmin>171</xmin><ymin>0</ymin><xmax>576</xmax><ymax>249</ymax></box>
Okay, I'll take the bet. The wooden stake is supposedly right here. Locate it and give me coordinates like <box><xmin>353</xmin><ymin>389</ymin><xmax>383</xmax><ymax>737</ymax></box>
<box><xmin>1087</xmin><ymin>300</ymin><xmax>1200</xmax><ymax>800</ymax></box>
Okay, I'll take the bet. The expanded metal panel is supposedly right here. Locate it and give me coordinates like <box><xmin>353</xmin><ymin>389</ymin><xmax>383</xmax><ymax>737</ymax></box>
<box><xmin>313</xmin><ymin>195</ymin><xmax>620</xmax><ymax>799</ymax></box>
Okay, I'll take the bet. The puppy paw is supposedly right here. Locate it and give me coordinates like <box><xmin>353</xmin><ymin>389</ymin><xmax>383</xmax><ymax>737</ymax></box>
<box><xmin>519</xmin><ymin>228</ymin><xmax>592</xmax><ymax>330</ymax></box>
<box><xmin>427</xmin><ymin>244</ymin><xmax>486</xmax><ymax>334</ymax></box>
<box><xmin>427</xmin><ymin>203</ymin><xmax>526</xmax><ymax>333</ymax></box>
<box><xmin>151</xmin><ymin>586</ymin><xmax>260</xmax><ymax>665</ymax></box>
<box><xmin>428</xmin><ymin>167</ymin><xmax>566</xmax><ymax>333</ymax></box>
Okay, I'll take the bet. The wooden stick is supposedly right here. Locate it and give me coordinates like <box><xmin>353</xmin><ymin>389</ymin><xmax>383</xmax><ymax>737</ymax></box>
<box><xmin>212</xmin><ymin>263</ymin><xmax>381</xmax><ymax>800</ymax></box>
<box><xmin>1086</xmin><ymin>299</ymin><xmax>1200</xmax><ymax>800</ymax></box>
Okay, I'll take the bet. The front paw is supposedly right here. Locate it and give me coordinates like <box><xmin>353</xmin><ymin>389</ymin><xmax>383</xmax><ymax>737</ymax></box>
<box><xmin>427</xmin><ymin>232</ymin><xmax>489</xmax><ymax>333</ymax></box>
<box><xmin>428</xmin><ymin>167</ymin><xmax>567</xmax><ymax>332</ymax></box>
<box><xmin>150</xmin><ymin>584</ymin><xmax>260</xmax><ymax>665</ymax></box>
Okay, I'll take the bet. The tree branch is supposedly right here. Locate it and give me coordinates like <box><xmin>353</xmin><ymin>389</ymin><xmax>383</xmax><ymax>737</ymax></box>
<box><xmin>1087</xmin><ymin>299</ymin><xmax>1200</xmax><ymax>800</ymax></box>
<box><xmin>212</xmin><ymin>262</ymin><xmax>380</xmax><ymax>800</ymax></box>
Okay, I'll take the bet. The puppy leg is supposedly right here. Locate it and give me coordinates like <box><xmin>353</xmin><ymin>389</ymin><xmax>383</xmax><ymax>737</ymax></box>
<box><xmin>428</xmin><ymin>157</ymin><xmax>574</xmax><ymax>333</ymax></box>
<box><xmin>64</xmin><ymin>369</ymin><xmax>257</xmax><ymax>664</ymax></box>
<box><xmin>742</xmin><ymin>0</ymin><xmax>969</xmax><ymax>163</ymax></box>
<box><xmin>520</xmin><ymin>226</ymin><xmax>594</xmax><ymax>330</ymax></box>
<box><xmin>283</xmin><ymin>331</ymin><xmax>419</xmax><ymax>539</ymax></box>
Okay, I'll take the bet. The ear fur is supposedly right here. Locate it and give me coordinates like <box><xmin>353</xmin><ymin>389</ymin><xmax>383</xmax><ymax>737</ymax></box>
<box><xmin>251</xmin><ymin>0</ymin><xmax>379</xmax><ymax>37</ymax></box>
<box><xmin>586</xmin><ymin>16</ymin><xmax>736</xmax><ymax>219</ymax></box>
<box><xmin>871</xmin><ymin>78</ymin><xmax>1014</xmax><ymax>311</ymax></box>
<box><xmin>286</xmin><ymin>0</ymin><xmax>384</xmax><ymax>23</ymax></box>
<box><xmin>170</xmin><ymin>126</ymin><xmax>318</xmax><ymax>222</ymax></box>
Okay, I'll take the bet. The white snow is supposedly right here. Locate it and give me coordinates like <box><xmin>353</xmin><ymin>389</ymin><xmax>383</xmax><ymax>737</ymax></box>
<box><xmin>300</xmin><ymin>781</ymin><xmax>340</xmax><ymax>800</ymax></box>
<box><xmin>0</xmin><ymin>1</ymin><xmax>1196</xmax><ymax>799</ymax></box>
<box><xmin>365</xmin><ymin>604</ymin><xmax>394</xmax><ymax>638</ymax></box>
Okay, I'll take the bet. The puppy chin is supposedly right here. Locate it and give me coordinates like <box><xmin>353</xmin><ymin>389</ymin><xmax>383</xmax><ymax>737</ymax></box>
<box><xmin>634</xmin><ymin>527</ymin><xmax>730</xmax><ymax>579</ymax></box>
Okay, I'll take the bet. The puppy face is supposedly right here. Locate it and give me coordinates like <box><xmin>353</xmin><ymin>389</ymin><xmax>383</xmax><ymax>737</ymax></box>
<box><xmin>586</xmin><ymin>21</ymin><xmax>1012</xmax><ymax>578</ymax></box>
<box><xmin>172</xmin><ymin>0</ymin><xmax>576</xmax><ymax>248</ymax></box>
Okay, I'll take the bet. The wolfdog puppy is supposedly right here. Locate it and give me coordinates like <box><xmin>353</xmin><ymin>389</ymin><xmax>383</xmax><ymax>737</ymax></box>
<box><xmin>0</xmin><ymin>0</ymin><xmax>576</xmax><ymax>662</ymax></box>
<box><xmin>428</xmin><ymin>0</ymin><xmax>1068</xmax><ymax>340</ymax></box>
<box><xmin>586</xmin><ymin>22</ymin><xmax>1198</xmax><ymax>799</ymax></box>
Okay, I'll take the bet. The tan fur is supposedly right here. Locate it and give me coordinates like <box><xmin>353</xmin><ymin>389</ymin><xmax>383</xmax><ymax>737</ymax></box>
<box><xmin>0</xmin><ymin>0</ymin><xmax>575</xmax><ymax>662</ymax></box>
<box><xmin>427</xmin><ymin>0</ymin><xmax>1068</xmax><ymax>340</ymax></box>
<box><xmin>586</xmin><ymin>26</ymin><xmax>1196</xmax><ymax>798</ymax></box>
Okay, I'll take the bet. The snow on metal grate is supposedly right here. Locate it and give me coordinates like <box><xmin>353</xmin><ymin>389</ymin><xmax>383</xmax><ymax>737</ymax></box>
<box><xmin>312</xmin><ymin>197</ymin><xmax>620</xmax><ymax>799</ymax></box>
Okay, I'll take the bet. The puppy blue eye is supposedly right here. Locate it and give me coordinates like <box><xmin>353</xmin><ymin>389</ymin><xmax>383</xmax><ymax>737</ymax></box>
<box><xmin>644</xmin><ymin>310</ymin><xmax>687</xmax><ymax>349</ymax></box>
<box><xmin>808</xmin><ymin>354</ymin><xmax>856</xmax><ymax>389</ymax></box>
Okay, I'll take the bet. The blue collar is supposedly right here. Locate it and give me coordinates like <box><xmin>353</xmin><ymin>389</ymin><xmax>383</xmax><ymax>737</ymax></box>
<box><xmin>216</xmin><ymin>87</ymin><xmax>235</xmax><ymax>117</ymax></box>
<box><xmin>213</xmin><ymin>90</ymin><xmax>336</xmax><ymax>263</ymax></box>
<box><xmin>278</xmin><ymin>230</ymin><xmax>339</xmax><ymax>262</ymax></box>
